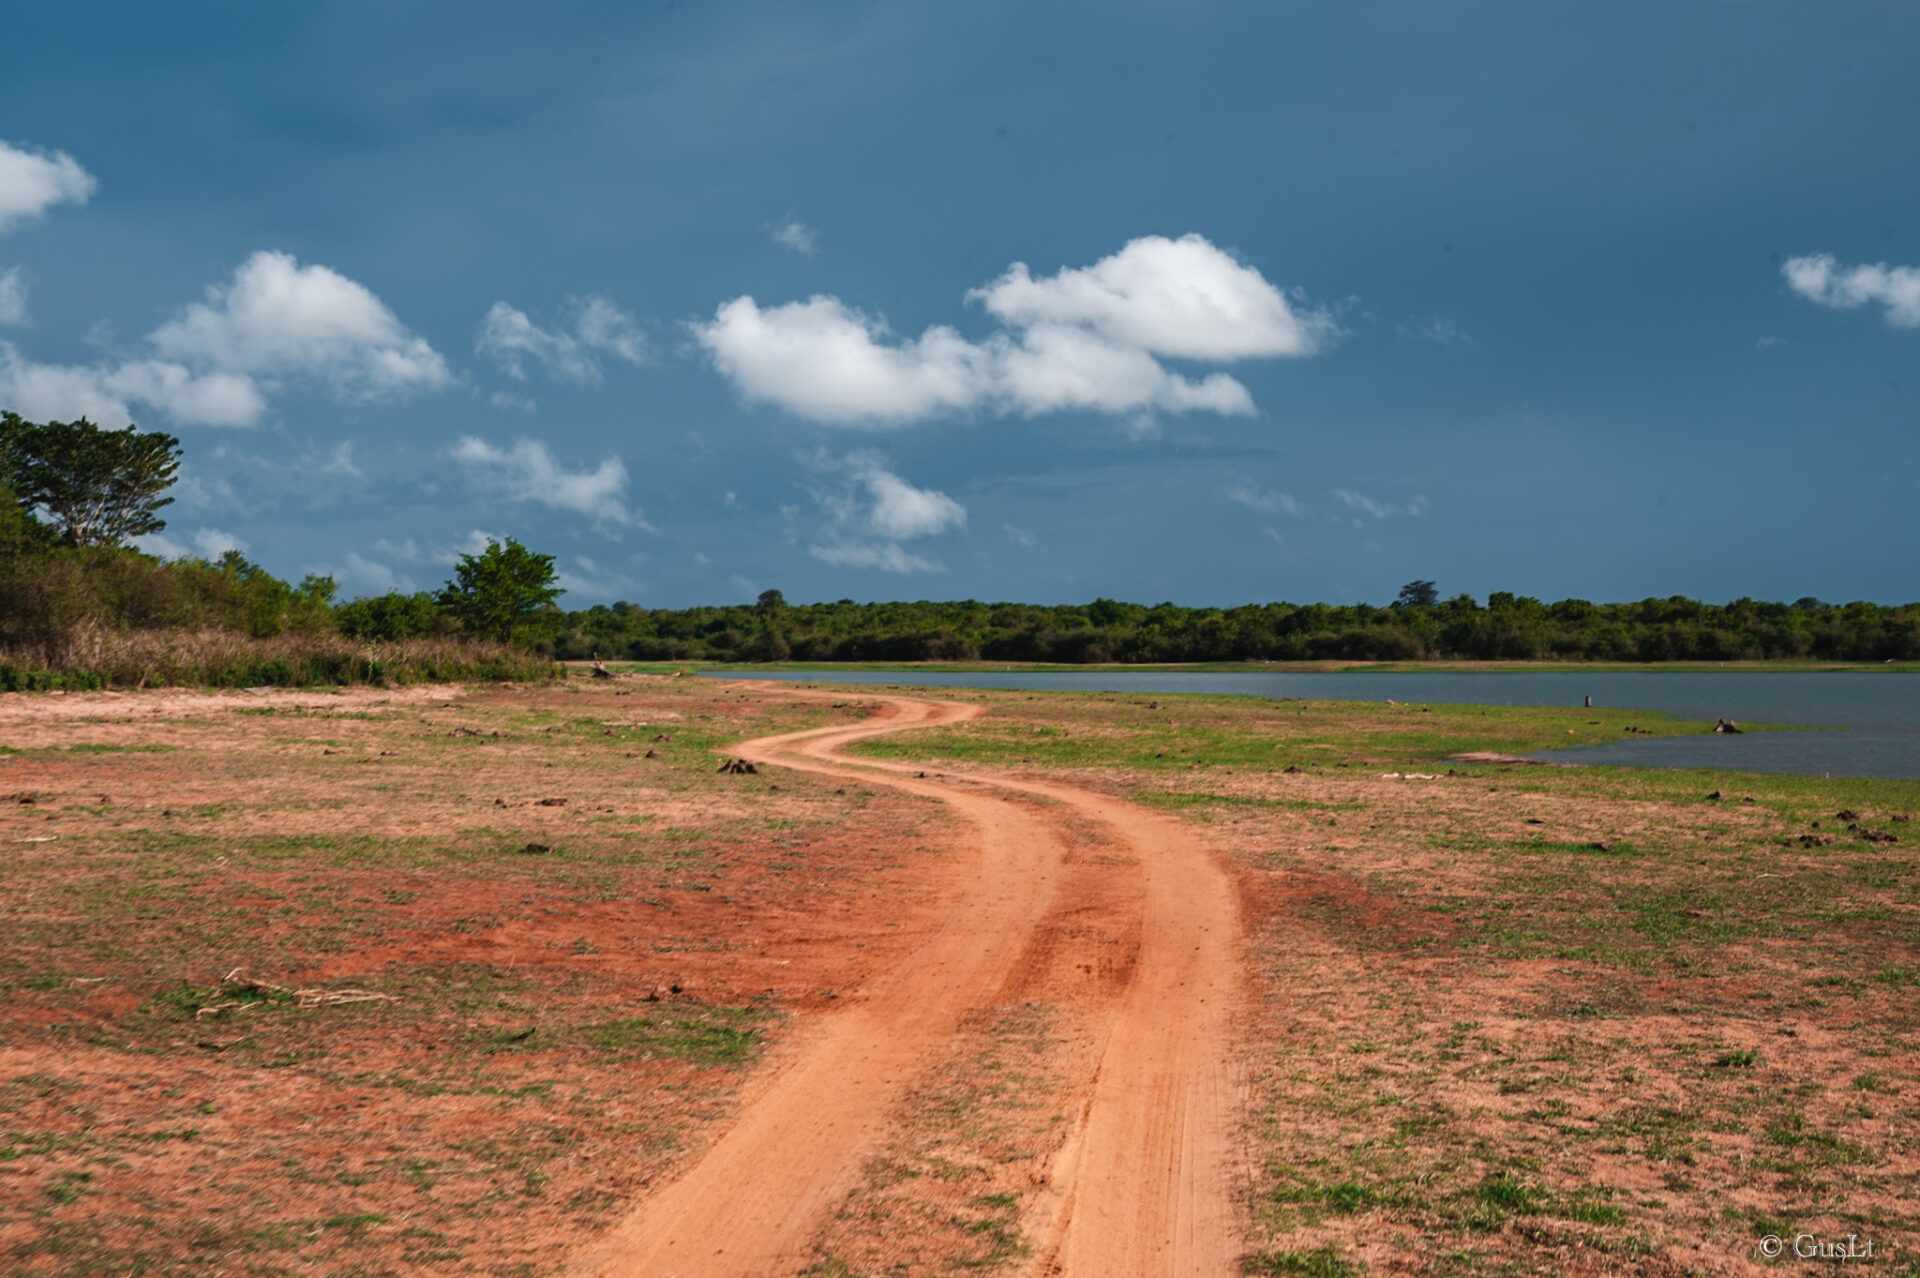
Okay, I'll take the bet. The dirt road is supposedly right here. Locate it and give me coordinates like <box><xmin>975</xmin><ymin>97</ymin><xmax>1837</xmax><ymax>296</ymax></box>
<box><xmin>573</xmin><ymin>692</ymin><xmax>1245</xmax><ymax>1277</ymax></box>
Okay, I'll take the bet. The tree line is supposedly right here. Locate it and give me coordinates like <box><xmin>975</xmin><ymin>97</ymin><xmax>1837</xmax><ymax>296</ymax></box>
<box><xmin>4</xmin><ymin>413</ymin><xmax>1916</xmax><ymax>679</ymax></box>
<box><xmin>550</xmin><ymin>587</ymin><xmax>1920</xmax><ymax>665</ymax></box>
<box><xmin>1</xmin><ymin>414</ymin><xmax>559</xmax><ymax>687</ymax></box>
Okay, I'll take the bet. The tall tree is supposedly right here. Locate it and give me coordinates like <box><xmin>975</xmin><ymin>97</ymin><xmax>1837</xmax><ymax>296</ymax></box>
<box><xmin>1394</xmin><ymin>580</ymin><xmax>1439</xmax><ymax>609</ymax></box>
<box><xmin>438</xmin><ymin>537</ymin><xmax>564</xmax><ymax>644</ymax></box>
<box><xmin>1</xmin><ymin>413</ymin><xmax>182</xmax><ymax>548</ymax></box>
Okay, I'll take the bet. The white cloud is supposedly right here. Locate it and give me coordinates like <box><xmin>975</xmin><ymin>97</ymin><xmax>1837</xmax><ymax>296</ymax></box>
<box><xmin>0</xmin><ymin>341</ymin><xmax>262</xmax><ymax>427</ymax></box>
<box><xmin>691</xmin><ymin>232</ymin><xmax>1323</xmax><ymax>428</ymax></box>
<box><xmin>695</xmin><ymin>295</ymin><xmax>985</xmax><ymax>426</ymax></box>
<box><xmin>314</xmin><ymin>552</ymin><xmax>416</xmax><ymax>597</ymax></box>
<box><xmin>993</xmin><ymin>322</ymin><xmax>1254</xmax><ymax>416</ymax></box>
<box><xmin>477</xmin><ymin>295</ymin><xmax>646</xmax><ymax>384</ymax></box>
<box><xmin>372</xmin><ymin>536</ymin><xmax>423</xmax><ymax>562</ymax></box>
<box><xmin>151</xmin><ymin>250</ymin><xmax>452</xmax><ymax>399</ymax></box>
<box><xmin>1783</xmin><ymin>253</ymin><xmax>1920</xmax><ymax>328</ymax></box>
<box><xmin>968</xmin><ymin>233</ymin><xmax>1329</xmax><ymax>360</ymax></box>
<box><xmin>311</xmin><ymin>440</ymin><xmax>361</xmax><ymax>479</ymax></box>
<box><xmin>132</xmin><ymin>526</ymin><xmax>248</xmax><ymax>561</ymax></box>
<box><xmin>447</xmin><ymin>529</ymin><xmax>502</xmax><ymax>559</ymax></box>
<box><xmin>0</xmin><ymin>268</ymin><xmax>27</xmax><ymax>325</ymax></box>
<box><xmin>190</xmin><ymin>527</ymin><xmax>249</xmax><ymax>558</ymax></box>
<box><xmin>101</xmin><ymin>359</ymin><xmax>266</xmax><ymax>426</ymax></box>
<box><xmin>1332</xmin><ymin>489</ymin><xmax>1429</xmax><ymax>519</ymax></box>
<box><xmin>0</xmin><ymin>251</ymin><xmax>449</xmax><ymax>428</ymax></box>
<box><xmin>490</xmin><ymin>389</ymin><xmax>537</xmax><ymax>411</ymax></box>
<box><xmin>858</xmin><ymin>461</ymin><xmax>966</xmax><ymax>539</ymax></box>
<box><xmin>769</xmin><ymin>221</ymin><xmax>819</xmax><ymax>255</ymax></box>
<box><xmin>1003</xmin><ymin>523</ymin><xmax>1035</xmax><ymax>547</ymax></box>
<box><xmin>806</xmin><ymin>452</ymin><xmax>964</xmax><ymax>573</ymax></box>
<box><xmin>452</xmin><ymin>436</ymin><xmax>640</xmax><ymax>527</ymax></box>
<box><xmin>810</xmin><ymin>542</ymin><xmax>939</xmax><ymax>573</ymax></box>
<box><xmin>132</xmin><ymin>531</ymin><xmax>187</xmax><ymax>559</ymax></box>
<box><xmin>1226</xmin><ymin>482</ymin><xmax>1305</xmax><ymax>517</ymax></box>
<box><xmin>0</xmin><ymin>140</ymin><xmax>96</xmax><ymax>234</ymax></box>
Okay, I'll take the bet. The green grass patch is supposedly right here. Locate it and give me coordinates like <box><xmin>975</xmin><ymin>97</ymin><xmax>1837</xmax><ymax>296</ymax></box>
<box><xmin>1242</xmin><ymin>1245</ymin><xmax>1363</xmax><ymax>1277</ymax></box>
<box><xmin>1128</xmin><ymin>790</ymin><xmax>1366</xmax><ymax>813</ymax></box>
<box><xmin>845</xmin><ymin>690</ymin><xmax>1731</xmax><ymax>773</ymax></box>
<box><xmin>579</xmin><ymin>1005</ymin><xmax>775</xmax><ymax>1067</ymax></box>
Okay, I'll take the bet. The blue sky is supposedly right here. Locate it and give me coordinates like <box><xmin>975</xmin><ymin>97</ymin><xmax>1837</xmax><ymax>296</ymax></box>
<box><xmin>2</xmin><ymin>2</ymin><xmax>1915</xmax><ymax>608</ymax></box>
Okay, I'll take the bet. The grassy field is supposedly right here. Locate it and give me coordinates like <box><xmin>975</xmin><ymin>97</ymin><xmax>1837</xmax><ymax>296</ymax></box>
<box><xmin>0</xmin><ymin>677</ymin><xmax>959</xmax><ymax>1275</ymax></box>
<box><xmin>2</xmin><ymin>677</ymin><xmax>1914</xmax><ymax>1274</ymax></box>
<box><xmin>833</xmin><ymin>685</ymin><xmax>1920</xmax><ymax>1274</ymax></box>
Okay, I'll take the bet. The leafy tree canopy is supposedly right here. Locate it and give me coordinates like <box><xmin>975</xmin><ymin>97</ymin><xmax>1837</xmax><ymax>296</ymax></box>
<box><xmin>1</xmin><ymin>412</ymin><xmax>183</xmax><ymax>549</ymax></box>
<box><xmin>1394</xmin><ymin>579</ymin><xmax>1439</xmax><ymax>609</ymax></box>
<box><xmin>438</xmin><ymin>537</ymin><xmax>564</xmax><ymax>645</ymax></box>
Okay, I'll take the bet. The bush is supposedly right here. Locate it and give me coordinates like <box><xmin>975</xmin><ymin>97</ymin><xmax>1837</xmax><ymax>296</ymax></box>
<box><xmin>0</xmin><ymin>628</ymin><xmax>558</xmax><ymax>690</ymax></box>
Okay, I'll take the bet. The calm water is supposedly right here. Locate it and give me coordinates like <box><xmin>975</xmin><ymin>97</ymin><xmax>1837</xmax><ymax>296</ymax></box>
<box><xmin>714</xmin><ymin>669</ymin><xmax>1920</xmax><ymax>780</ymax></box>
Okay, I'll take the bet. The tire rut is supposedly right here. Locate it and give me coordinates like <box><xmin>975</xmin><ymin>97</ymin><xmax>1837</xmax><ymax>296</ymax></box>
<box><xmin>572</xmin><ymin>692</ymin><xmax>1244</xmax><ymax>1277</ymax></box>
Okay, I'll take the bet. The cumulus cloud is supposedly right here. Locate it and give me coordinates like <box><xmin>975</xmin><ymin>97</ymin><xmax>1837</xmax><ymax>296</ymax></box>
<box><xmin>302</xmin><ymin>551</ymin><xmax>417</xmax><ymax>598</ymax></box>
<box><xmin>994</xmin><ymin>322</ymin><xmax>1254</xmax><ymax>416</ymax></box>
<box><xmin>478</xmin><ymin>294</ymin><xmax>647</xmax><ymax>384</ymax></box>
<box><xmin>151</xmin><ymin>250</ymin><xmax>452</xmax><ymax>399</ymax></box>
<box><xmin>696</xmin><ymin>296</ymin><xmax>985</xmax><ymax>426</ymax></box>
<box><xmin>769</xmin><ymin>221</ymin><xmax>818</xmax><ymax>255</ymax></box>
<box><xmin>0</xmin><ymin>251</ymin><xmax>450</xmax><ymax>428</ymax></box>
<box><xmin>190</xmin><ymin>527</ymin><xmax>249</xmax><ymax>558</ymax></box>
<box><xmin>452</xmin><ymin>436</ymin><xmax>640</xmax><ymax>527</ymax></box>
<box><xmin>451</xmin><ymin>529</ymin><xmax>502</xmax><ymax>557</ymax></box>
<box><xmin>691</xmin><ymin>232</ymin><xmax>1327</xmax><ymax>428</ymax></box>
<box><xmin>1783</xmin><ymin>253</ymin><xmax>1920</xmax><ymax>328</ymax></box>
<box><xmin>968</xmin><ymin>233</ymin><xmax>1328</xmax><ymax>360</ymax></box>
<box><xmin>0</xmin><ymin>268</ymin><xmax>26</xmax><ymax>325</ymax></box>
<box><xmin>0</xmin><ymin>341</ymin><xmax>264</xmax><ymax>427</ymax></box>
<box><xmin>0</xmin><ymin>139</ymin><xmax>96</xmax><ymax>234</ymax></box>
<box><xmin>858</xmin><ymin>461</ymin><xmax>966</xmax><ymax>539</ymax></box>
<box><xmin>340</xmin><ymin>553</ymin><xmax>411</xmax><ymax>595</ymax></box>
<box><xmin>807</xmin><ymin>452</ymin><xmax>965</xmax><ymax>573</ymax></box>
<box><xmin>133</xmin><ymin>526</ymin><xmax>250</xmax><ymax>561</ymax></box>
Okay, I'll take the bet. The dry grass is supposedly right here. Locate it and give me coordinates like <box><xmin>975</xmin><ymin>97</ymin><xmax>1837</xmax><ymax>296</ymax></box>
<box><xmin>0</xmin><ymin>674</ymin><xmax>955</xmax><ymax>1276</ymax></box>
<box><xmin>4</xmin><ymin>677</ymin><xmax>1915</xmax><ymax>1274</ymax></box>
<box><xmin>847</xmin><ymin>685</ymin><xmax>1920</xmax><ymax>1275</ymax></box>
<box><xmin>0</xmin><ymin>622</ymin><xmax>555</xmax><ymax>691</ymax></box>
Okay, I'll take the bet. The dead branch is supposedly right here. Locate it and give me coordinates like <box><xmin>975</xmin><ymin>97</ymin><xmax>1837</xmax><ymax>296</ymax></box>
<box><xmin>195</xmin><ymin>969</ymin><xmax>400</xmax><ymax>1018</ymax></box>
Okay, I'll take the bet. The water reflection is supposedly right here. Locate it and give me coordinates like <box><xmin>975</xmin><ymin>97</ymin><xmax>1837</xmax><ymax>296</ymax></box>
<box><xmin>711</xmin><ymin>669</ymin><xmax>1920</xmax><ymax>779</ymax></box>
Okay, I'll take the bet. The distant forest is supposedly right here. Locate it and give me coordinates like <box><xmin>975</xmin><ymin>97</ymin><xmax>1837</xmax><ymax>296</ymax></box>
<box><xmin>6</xmin><ymin>414</ymin><xmax>1917</xmax><ymax>683</ymax></box>
<box><xmin>550</xmin><ymin>589</ymin><xmax>1920</xmax><ymax>665</ymax></box>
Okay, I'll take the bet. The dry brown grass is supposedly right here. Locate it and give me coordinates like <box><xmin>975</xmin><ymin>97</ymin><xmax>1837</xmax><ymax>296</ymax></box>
<box><xmin>0</xmin><ymin>622</ymin><xmax>554</xmax><ymax>690</ymax></box>
<box><xmin>0</xmin><ymin>674</ymin><xmax>957</xmax><ymax>1275</ymax></box>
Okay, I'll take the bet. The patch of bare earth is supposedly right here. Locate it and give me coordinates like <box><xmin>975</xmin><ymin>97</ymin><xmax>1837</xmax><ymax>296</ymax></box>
<box><xmin>0</xmin><ymin>677</ymin><xmax>960</xmax><ymax>1275</ymax></box>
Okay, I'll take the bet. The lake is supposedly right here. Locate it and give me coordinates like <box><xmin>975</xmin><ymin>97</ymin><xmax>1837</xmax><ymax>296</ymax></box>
<box><xmin>712</xmin><ymin>669</ymin><xmax>1920</xmax><ymax>780</ymax></box>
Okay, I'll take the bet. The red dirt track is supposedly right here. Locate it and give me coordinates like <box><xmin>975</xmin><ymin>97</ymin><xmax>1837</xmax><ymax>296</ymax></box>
<box><xmin>573</xmin><ymin>691</ymin><xmax>1246</xmax><ymax>1277</ymax></box>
